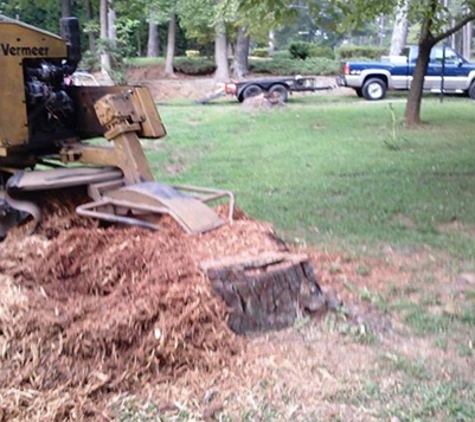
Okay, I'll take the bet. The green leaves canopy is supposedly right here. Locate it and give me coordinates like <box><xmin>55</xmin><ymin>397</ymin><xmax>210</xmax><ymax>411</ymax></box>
<box><xmin>237</xmin><ymin>0</ymin><xmax>475</xmax><ymax>42</ymax></box>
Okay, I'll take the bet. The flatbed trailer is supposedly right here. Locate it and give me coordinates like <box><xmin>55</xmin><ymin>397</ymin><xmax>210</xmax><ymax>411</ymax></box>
<box><xmin>197</xmin><ymin>75</ymin><xmax>334</xmax><ymax>104</ymax></box>
<box><xmin>225</xmin><ymin>76</ymin><xmax>334</xmax><ymax>102</ymax></box>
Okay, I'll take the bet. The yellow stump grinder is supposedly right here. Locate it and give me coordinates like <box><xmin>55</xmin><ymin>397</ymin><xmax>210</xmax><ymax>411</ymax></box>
<box><xmin>0</xmin><ymin>16</ymin><xmax>234</xmax><ymax>238</ymax></box>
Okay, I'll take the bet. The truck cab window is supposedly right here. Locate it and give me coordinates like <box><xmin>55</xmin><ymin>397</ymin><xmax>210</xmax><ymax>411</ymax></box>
<box><xmin>402</xmin><ymin>47</ymin><xmax>413</xmax><ymax>61</ymax></box>
<box><xmin>431</xmin><ymin>47</ymin><xmax>459</xmax><ymax>64</ymax></box>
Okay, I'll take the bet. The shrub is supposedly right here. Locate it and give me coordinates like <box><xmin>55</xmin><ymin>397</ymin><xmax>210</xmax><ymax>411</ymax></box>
<box><xmin>289</xmin><ymin>41</ymin><xmax>312</xmax><ymax>60</ymax></box>
<box><xmin>79</xmin><ymin>50</ymin><xmax>100</xmax><ymax>72</ymax></box>
<box><xmin>308</xmin><ymin>45</ymin><xmax>335</xmax><ymax>60</ymax></box>
<box><xmin>252</xmin><ymin>47</ymin><xmax>270</xmax><ymax>58</ymax></box>
<box><xmin>337</xmin><ymin>45</ymin><xmax>388</xmax><ymax>60</ymax></box>
<box><xmin>304</xmin><ymin>57</ymin><xmax>341</xmax><ymax>75</ymax></box>
<box><xmin>340</xmin><ymin>56</ymin><xmax>373</xmax><ymax>63</ymax></box>
<box><xmin>249</xmin><ymin>56</ymin><xmax>340</xmax><ymax>76</ymax></box>
<box><xmin>173</xmin><ymin>57</ymin><xmax>216</xmax><ymax>75</ymax></box>
<box><xmin>249</xmin><ymin>58</ymin><xmax>289</xmax><ymax>74</ymax></box>
<box><xmin>185</xmin><ymin>50</ymin><xmax>200</xmax><ymax>58</ymax></box>
<box><xmin>271</xmin><ymin>50</ymin><xmax>291</xmax><ymax>60</ymax></box>
<box><xmin>125</xmin><ymin>57</ymin><xmax>164</xmax><ymax>67</ymax></box>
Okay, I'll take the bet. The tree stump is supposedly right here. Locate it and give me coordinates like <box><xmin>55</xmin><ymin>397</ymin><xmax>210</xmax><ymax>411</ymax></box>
<box><xmin>200</xmin><ymin>252</ymin><xmax>324</xmax><ymax>334</ymax></box>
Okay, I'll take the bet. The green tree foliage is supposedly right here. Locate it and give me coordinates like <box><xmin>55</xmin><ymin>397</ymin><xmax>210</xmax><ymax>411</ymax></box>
<box><xmin>0</xmin><ymin>0</ymin><xmax>91</xmax><ymax>48</ymax></box>
<box><xmin>1</xmin><ymin>0</ymin><xmax>63</xmax><ymax>33</ymax></box>
<box><xmin>176</xmin><ymin>0</ymin><xmax>216</xmax><ymax>44</ymax></box>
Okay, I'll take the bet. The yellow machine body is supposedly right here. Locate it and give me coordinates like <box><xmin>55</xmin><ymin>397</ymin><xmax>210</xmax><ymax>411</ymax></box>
<box><xmin>0</xmin><ymin>20</ymin><xmax>67</xmax><ymax>153</ymax></box>
<box><xmin>0</xmin><ymin>15</ymin><xmax>166</xmax><ymax>166</ymax></box>
<box><xmin>0</xmin><ymin>16</ymin><xmax>233</xmax><ymax>238</ymax></box>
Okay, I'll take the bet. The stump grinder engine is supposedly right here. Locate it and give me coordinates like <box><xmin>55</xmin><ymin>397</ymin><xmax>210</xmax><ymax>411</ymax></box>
<box><xmin>0</xmin><ymin>16</ymin><xmax>234</xmax><ymax>238</ymax></box>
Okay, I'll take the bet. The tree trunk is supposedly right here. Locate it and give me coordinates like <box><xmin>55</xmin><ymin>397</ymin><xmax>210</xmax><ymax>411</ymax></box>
<box><xmin>378</xmin><ymin>15</ymin><xmax>386</xmax><ymax>47</ymax></box>
<box><xmin>107</xmin><ymin>1</ymin><xmax>116</xmax><ymax>48</ymax></box>
<box><xmin>99</xmin><ymin>0</ymin><xmax>111</xmax><ymax>75</ymax></box>
<box><xmin>404</xmin><ymin>0</ymin><xmax>440</xmax><ymax>127</ymax></box>
<box><xmin>147</xmin><ymin>21</ymin><xmax>160</xmax><ymax>57</ymax></box>
<box><xmin>100</xmin><ymin>0</ymin><xmax>108</xmax><ymax>41</ymax></box>
<box><xmin>137</xmin><ymin>31</ymin><xmax>142</xmax><ymax>56</ymax></box>
<box><xmin>268</xmin><ymin>29</ymin><xmax>275</xmax><ymax>56</ymax></box>
<box><xmin>165</xmin><ymin>13</ymin><xmax>176</xmax><ymax>76</ymax></box>
<box><xmin>233</xmin><ymin>26</ymin><xmax>250</xmax><ymax>79</ymax></box>
<box><xmin>405</xmin><ymin>41</ymin><xmax>433</xmax><ymax>127</ymax></box>
<box><xmin>62</xmin><ymin>0</ymin><xmax>72</xmax><ymax>17</ymax></box>
<box><xmin>463</xmin><ymin>21</ymin><xmax>472</xmax><ymax>60</ymax></box>
<box><xmin>214</xmin><ymin>21</ymin><xmax>230</xmax><ymax>82</ymax></box>
<box><xmin>389</xmin><ymin>0</ymin><xmax>409</xmax><ymax>56</ymax></box>
<box><xmin>85</xmin><ymin>0</ymin><xmax>96</xmax><ymax>54</ymax></box>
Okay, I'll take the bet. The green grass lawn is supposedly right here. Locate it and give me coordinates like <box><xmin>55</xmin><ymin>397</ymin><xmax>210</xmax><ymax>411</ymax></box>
<box><xmin>126</xmin><ymin>56</ymin><xmax>166</xmax><ymax>67</ymax></box>
<box><xmin>147</xmin><ymin>95</ymin><xmax>475</xmax><ymax>261</ymax></box>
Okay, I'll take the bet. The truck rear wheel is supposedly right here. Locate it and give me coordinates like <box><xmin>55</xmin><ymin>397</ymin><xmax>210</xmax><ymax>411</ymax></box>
<box><xmin>468</xmin><ymin>82</ymin><xmax>475</xmax><ymax>99</ymax></box>
<box><xmin>362</xmin><ymin>78</ymin><xmax>386</xmax><ymax>101</ymax></box>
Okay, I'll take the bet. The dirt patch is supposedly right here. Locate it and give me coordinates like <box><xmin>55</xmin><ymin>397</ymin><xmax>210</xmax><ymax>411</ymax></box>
<box><xmin>437</xmin><ymin>220</ymin><xmax>475</xmax><ymax>238</ymax></box>
<box><xmin>128</xmin><ymin>74</ymin><xmax>222</xmax><ymax>102</ymax></box>
<box><xmin>390</xmin><ymin>213</ymin><xmax>415</xmax><ymax>229</ymax></box>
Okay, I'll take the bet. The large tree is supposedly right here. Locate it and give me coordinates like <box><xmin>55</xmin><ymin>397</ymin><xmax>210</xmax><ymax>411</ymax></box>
<box><xmin>61</xmin><ymin>0</ymin><xmax>72</xmax><ymax>17</ymax></box>
<box><xmin>140</xmin><ymin>0</ymin><xmax>176</xmax><ymax>71</ymax></box>
<box><xmin>233</xmin><ymin>26</ymin><xmax>250</xmax><ymax>78</ymax></box>
<box><xmin>178</xmin><ymin>0</ymin><xmax>230</xmax><ymax>81</ymax></box>
<box><xmin>165</xmin><ymin>12</ymin><xmax>176</xmax><ymax>75</ymax></box>
<box><xmin>147</xmin><ymin>14</ymin><xmax>160</xmax><ymax>57</ymax></box>
<box><xmin>99</xmin><ymin>0</ymin><xmax>111</xmax><ymax>73</ymax></box>
<box><xmin>403</xmin><ymin>0</ymin><xmax>475</xmax><ymax>125</ymax></box>
<box><xmin>389</xmin><ymin>0</ymin><xmax>409</xmax><ymax>56</ymax></box>
<box><xmin>84</xmin><ymin>0</ymin><xmax>96</xmax><ymax>54</ymax></box>
<box><xmin>219</xmin><ymin>0</ymin><xmax>301</xmax><ymax>79</ymax></box>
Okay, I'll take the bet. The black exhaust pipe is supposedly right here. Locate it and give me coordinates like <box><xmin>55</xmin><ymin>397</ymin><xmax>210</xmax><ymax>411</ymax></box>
<box><xmin>60</xmin><ymin>17</ymin><xmax>81</xmax><ymax>70</ymax></box>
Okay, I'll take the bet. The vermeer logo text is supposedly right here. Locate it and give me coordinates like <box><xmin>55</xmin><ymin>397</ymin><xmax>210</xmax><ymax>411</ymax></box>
<box><xmin>1</xmin><ymin>44</ymin><xmax>49</xmax><ymax>57</ymax></box>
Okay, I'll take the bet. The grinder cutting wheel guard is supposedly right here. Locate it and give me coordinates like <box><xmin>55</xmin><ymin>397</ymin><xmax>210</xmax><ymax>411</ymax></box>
<box><xmin>0</xmin><ymin>15</ymin><xmax>234</xmax><ymax>238</ymax></box>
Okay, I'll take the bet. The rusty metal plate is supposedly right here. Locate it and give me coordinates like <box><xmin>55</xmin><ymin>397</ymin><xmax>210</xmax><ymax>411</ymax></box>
<box><xmin>106</xmin><ymin>182</ymin><xmax>225</xmax><ymax>234</ymax></box>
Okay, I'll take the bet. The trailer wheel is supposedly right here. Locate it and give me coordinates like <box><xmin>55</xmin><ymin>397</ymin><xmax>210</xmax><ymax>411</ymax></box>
<box><xmin>268</xmin><ymin>84</ymin><xmax>288</xmax><ymax>103</ymax></box>
<box><xmin>362</xmin><ymin>78</ymin><xmax>386</xmax><ymax>101</ymax></box>
<box><xmin>242</xmin><ymin>84</ymin><xmax>263</xmax><ymax>100</ymax></box>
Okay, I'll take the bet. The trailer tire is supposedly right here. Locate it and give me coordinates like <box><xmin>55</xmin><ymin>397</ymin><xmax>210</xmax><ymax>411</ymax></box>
<box><xmin>362</xmin><ymin>78</ymin><xmax>386</xmax><ymax>101</ymax></box>
<box><xmin>268</xmin><ymin>84</ymin><xmax>288</xmax><ymax>103</ymax></box>
<box><xmin>242</xmin><ymin>84</ymin><xmax>263</xmax><ymax>100</ymax></box>
<box><xmin>468</xmin><ymin>81</ymin><xmax>475</xmax><ymax>99</ymax></box>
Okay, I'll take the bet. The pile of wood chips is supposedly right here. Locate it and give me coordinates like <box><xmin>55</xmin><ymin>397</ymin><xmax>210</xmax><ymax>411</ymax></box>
<box><xmin>0</xmin><ymin>203</ymin><xmax>284</xmax><ymax>421</ymax></box>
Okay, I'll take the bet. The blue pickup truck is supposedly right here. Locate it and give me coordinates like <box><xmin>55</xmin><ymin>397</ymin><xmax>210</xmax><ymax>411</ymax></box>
<box><xmin>336</xmin><ymin>45</ymin><xmax>475</xmax><ymax>100</ymax></box>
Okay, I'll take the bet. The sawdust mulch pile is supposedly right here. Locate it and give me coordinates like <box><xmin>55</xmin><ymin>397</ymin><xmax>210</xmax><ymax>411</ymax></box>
<box><xmin>0</xmin><ymin>205</ymin><xmax>284</xmax><ymax>421</ymax></box>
